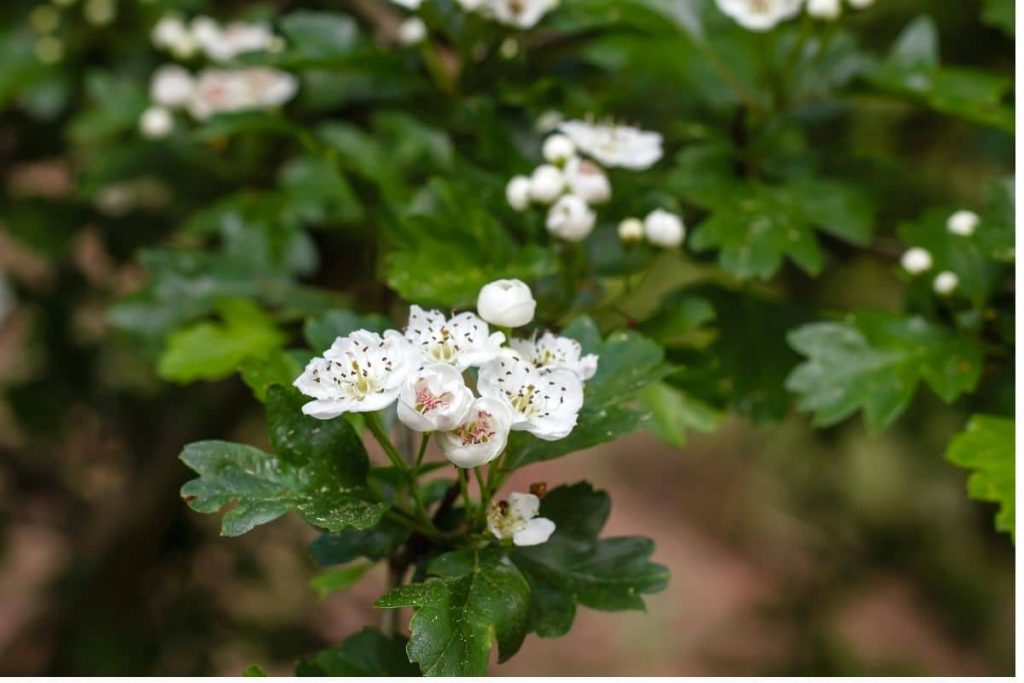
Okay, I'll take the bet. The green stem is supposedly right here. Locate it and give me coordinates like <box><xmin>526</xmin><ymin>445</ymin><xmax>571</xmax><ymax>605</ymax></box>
<box><xmin>473</xmin><ymin>466</ymin><xmax>491</xmax><ymax>528</ymax></box>
<box><xmin>365</xmin><ymin>412</ymin><xmax>409</xmax><ymax>472</ymax></box>
<box><xmin>458</xmin><ymin>468</ymin><xmax>473</xmax><ymax>520</ymax></box>
<box><xmin>777</xmin><ymin>15</ymin><xmax>813</xmax><ymax>109</ymax></box>
<box><xmin>414</xmin><ymin>433</ymin><xmax>430</xmax><ymax>471</ymax></box>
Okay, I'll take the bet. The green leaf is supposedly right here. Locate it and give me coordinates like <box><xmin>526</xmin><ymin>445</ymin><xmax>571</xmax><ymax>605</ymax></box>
<box><xmin>786</xmin><ymin>313</ymin><xmax>983</xmax><ymax>432</ymax></box>
<box><xmin>180</xmin><ymin>387</ymin><xmax>381</xmax><ymax>536</ymax></box>
<box><xmin>303</xmin><ymin>309</ymin><xmax>392</xmax><ymax>354</ymax></box>
<box><xmin>238</xmin><ymin>349</ymin><xmax>304</xmax><ymax>402</ymax></box>
<box><xmin>375</xmin><ymin>549</ymin><xmax>530</xmax><ymax>676</ymax></box>
<box><xmin>296</xmin><ymin>627</ymin><xmax>418</xmax><ymax>677</ymax></box>
<box><xmin>310</xmin><ymin>518</ymin><xmax>411</xmax><ymax>566</ymax></box>
<box><xmin>506</xmin><ymin>404</ymin><xmax>651</xmax><ymax>469</ymax></box>
<box><xmin>946</xmin><ymin>415</ymin><xmax>1014</xmax><ymax>537</ymax></box>
<box><xmin>639</xmin><ymin>292</ymin><xmax>715</xmax><ymax>344</ymax></box>
<box><xmin>640</xmin><ymin>381</ymin><xmax>722</xmax><ymax>448</ymax></box>
<box><xmin>279</xmin><ymin>155</ymin><xmax>364</xmax><ymax>226</ymax></box>
<box><xmin>982</xmin><ymin>0</ymin><xmax>1014</xmax><ymax>36</ymax></box>
<box><xmin>157</xmin><ymin>299</ymin><xmax>285</xmax><ymax>384</ymax></box>
<box><xmin>242</xmin><ymin>664</ymin><xmax>267</xmax><ymax>676</ymax></box>
<box><xmin>310</xmin><ymin>563</ymin><xmax>373</xmax><ymax>600</ymax></box>
<box><xmin>510</xmin><ymin>483</ymin><xmax>669</xmax><ymax>638</ymax></box>
<box><xmin>279</xmin><ymin>11</ymin><xmax>360</xmax><ymax>63</ymax></box>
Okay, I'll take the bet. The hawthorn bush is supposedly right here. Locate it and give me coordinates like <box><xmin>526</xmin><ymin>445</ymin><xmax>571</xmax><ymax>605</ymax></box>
<box><xmin>0</xmin><ymin>0</ymin><xmax>1014</xmax><ymax>676</ymax></box>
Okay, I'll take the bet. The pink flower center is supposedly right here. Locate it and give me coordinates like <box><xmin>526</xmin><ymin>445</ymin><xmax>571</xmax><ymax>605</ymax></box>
<box><xmin>415</xmin><ymin>382</ymin><xmax>451</xmax><ymax>414</ymax></box>
<box><xmin>458</xmin><ymin>411</ymin><xmax>497</xmax><ymax>445</ymax></box>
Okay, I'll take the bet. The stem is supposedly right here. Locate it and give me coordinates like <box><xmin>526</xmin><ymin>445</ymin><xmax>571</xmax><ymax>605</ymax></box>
<box><xmin>473</xmin><ymin>466</ymin><xmax>490</xmax><ymax>528</ymax></box>
<box><xmin>414</xmin><ymin>433</ymin><xmax>430</xmax><ymax>471</ymax></box>
<box><xmin>777</xmin><ymin>15</ymin><xmax>813</xmax><ymax>109</ymax></box>
<box><xmin>458</xmin><ymin>468</ymin><xmax>473</xmax><ymax>520</ymax></box>
<box><xmin>365</xmin><ymin>412</ymin><xmax>409</xmax><ymax>472</ymax></box>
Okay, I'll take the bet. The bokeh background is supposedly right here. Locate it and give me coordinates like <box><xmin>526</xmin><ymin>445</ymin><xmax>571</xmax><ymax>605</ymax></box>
<box><xmin>0</xmin><ymin>0</ymin><xmax>1014</xmax><ymax>676</ymax></box>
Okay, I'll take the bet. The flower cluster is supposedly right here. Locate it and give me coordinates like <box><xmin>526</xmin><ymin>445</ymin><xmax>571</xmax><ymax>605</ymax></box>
<box><xmin>140</xmin><ymin>15</ymin><xmax>296</xmax><ymax>139</ymax></box>
<box><xmin>716</xmin><ymin>0</ymin><xmax>875</xmax><ymax>31</ymax></box>
<box><xmin>899</xmin><ymin>209</ymin><xmax>980</xmax><ymax>296</ymax></box>
<box><xmin>390</xmin><ymin>0</ymin><xmax>559</xmax><ymax>30</ymax></box>
<box><xmin>293</xmin><ymin>278</ymin><xmax>596</xmax><ymax>470</ymax></box>
<box><xmin>505</xmin><ymin>119</ymin><xmax>664</xmax><ymax>244</ymax></box>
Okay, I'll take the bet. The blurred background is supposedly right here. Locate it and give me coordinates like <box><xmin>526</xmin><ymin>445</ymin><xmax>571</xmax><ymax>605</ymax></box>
<box><xmin>0</xmin><ymin>0</ymin><xmax>1014</xmax><ymax>676</ymax></box>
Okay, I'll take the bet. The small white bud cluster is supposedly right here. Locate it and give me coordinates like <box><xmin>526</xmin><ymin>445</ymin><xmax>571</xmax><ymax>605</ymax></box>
<box><xmin>506</xmin><ymin>118</ymin><xmax>665</xmax><ymax>245</ymax></box>
<box><xmin>716</xmin><ymin>0</ymin><xmax>874</xmax><ymax>31</ymax></box>
<box><xmin>447</xmin><ymin>0</ymin><xmax>560</xmax><ymax>29</ymax></box>
<box><xmin>900</xmin><ymin>246</ymin><xmax>959</xmax><ymax>296</ymax></box>
<box><xmin>141</xmin><ymin>14</ymin><xmax>297</xmax><ymax>139</ymax></box>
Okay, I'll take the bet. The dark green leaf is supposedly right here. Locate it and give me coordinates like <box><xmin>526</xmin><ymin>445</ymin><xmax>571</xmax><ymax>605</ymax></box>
<box><xmin>375</xmin><ymin>549</ymin><xmax>530</xmax><ymax>675</ymax></box>
<box><xmin>310</xmin><ymin>563</ymin><xmax>373</xmax><ymax>599</ymax></box>
<box><xmin>239</xmin><ymin>349</ymin><xmax>304</xmax><ymax>402</ymax></box>
<box><xmin>304</xmin><ymin>309</ymin><xmax>392</xmax><ymax>354</ymax></box>
<box><xmin>640</xmin><ymin>381</ymin><xmax>722</xmax><ymax>448</ymax></box>
<box><xmin>296</xmin><ymin>627</ymin><xmax>418</xmax><ymax>676</ymax></box>
<box><xmin>310</xmin><ymin>518</ymin><xmax>411</xmax><ymax>566</ymax></box>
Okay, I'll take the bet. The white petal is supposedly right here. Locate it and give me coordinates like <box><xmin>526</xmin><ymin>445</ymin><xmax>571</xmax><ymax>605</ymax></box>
<box><xmin>513</xmin><ymin>517</ymin><xmax>556</xmax><ymax>546</ymax></box>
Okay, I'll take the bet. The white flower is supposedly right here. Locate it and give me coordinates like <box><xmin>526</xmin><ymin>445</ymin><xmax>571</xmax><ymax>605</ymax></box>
<box><xmin>542</xmin><ymin>134</ymin><xmax>576</xmax><ymax>164</ymax></box>
<box><xmin>528</xmin><ymin>164</ymin><xmax>565</xmax><ymax>203</ymax></box>
<box><xmin>901</xmin><ymin>247</ymin><xmax>933</xmax><ymax>274</ymax></box>
<box><xmin>618</xmin><ymin>217</ymin><xmax>645</xmax><ymax>242</ymax></box>
<box><xmin>437</xmin><ymin>397</ymin><xmax>514</xmax><ymax>468</ymax></box>
<box><xmin>509</xmin><ymin>332</ymin><xmax>598</xmax><ymax>380</ymax></box>
<box><xmin>192</xmin><ymin>18</ymin><xmax>276</xmax><ymax>62</ymax></box>
<box><xmin>506</xmin><ymin>175</ymin><xmax>532</xmax><ymax>211</ymax></box>
<box><xmin>478</xmin><ymin>355</ymin><xmax>584</xmax><ymax>440</ymax></box>
<box><xmin>563</xmin><ymin>157</ymin><xmax>611</xmax><ymax>204</ymax></box>
<box><xmin>150</xmin><ymin>65</ymin><xmax>195</xmax><ymax>109</ymax></box>
<box><xmin>187</xmin><ymin>68</ymin><xmax>298</xmax><ymax>120</ymax></box>
<box><xmin>947</xmin><ymin>210</ymin><xmax>980</xmax><ymax>236</ymax></box>
<box><xmin>477</xmin><ymin>279</ymin><xmax>537</xmax><ymax>328</ymax></box>
<box><xmin>405</xmin><ymin>305</ymin><xmax>505</xmax><ymax>370</ymax></box>
<box><xmin>933</xmin><ymin>271</ymin><xmax>960</xmax><ymax>295</ymax></box>
<box><xmin>715</xmin><ymin>0</ymin><xmax>802</xmax><ymax>31</ymax></box>
<box><xmin>293</xmin><ymin>330</ymin><xmax>419</xmax><ymax>419</ymax></box>
<box><xmin>807</xmin><ymin>0</ymin><xmax>841</xmax><ymax>19</ymax></box>
<box><xmin>398</xmin><ymin>17</ymin><xmax>428</xmax><ymax>45</ymax></box>
<box><xmin>558</xmin><ymin>119</ymin><xmax>663</xmax><ymax>170</ymax></box>
<box><xmin>488</xmin><ymin>0</ymin><xmax>560</xmax><ymax>29</ymax></box>
<box><xmin>546</xmin><ymin>194</ymin><xmax>596</xmax><ymax>242</ymax></box>
<box><xmin>397</xmin><ymin>364</ymin><xmax>475</xmax><ymax>432</ymax></box>
<box><xmin>644</xmin><ymin>209</ymin><xmax>685</xmax><ymax>248</ymax></box>
<box><xmin>140</xmin><ymin>106</ymin><xmax>173</xmax><ymax>138</ymax></box>
<box><xmin>488</xmin><ymin>492</ymin><xmax>555</xmax><ymax>546</ymax></box>
<box><xmin>152</xmin><ymin>16</ymin><xmax>197</xmax><ymax>58</ymax></box>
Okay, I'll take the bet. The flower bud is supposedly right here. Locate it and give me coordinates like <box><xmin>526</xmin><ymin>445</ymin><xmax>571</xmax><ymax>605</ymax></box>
<box><xmin>807</xmin><ymin>0</ymin><xmax>841</xmax><ymax>20</ymax></box>
<box><xmin>618</xmin><ymin>217</ymin><xmax>645</xmax><ymax>243</ymax></box>
<box><xmin>398</xmin><ymin>17</ymin><xmax>427</xmax><ymax>45</ymax></box>
<box><xmin>644</xmin><ymin>209</ymin><xmax>685</xmax><ymax>248</ymax></box>
<box><xmin>505</xmin><ymin>175</ymin><xmax>531</xmax><ymax>211</ymax></box>
<box><xmin>564</xmin><ymin>157</ymin><xmax>611</xmax><ymax>204</ymax></box>
<box><xmin>477</xmin><ymin>279</ymin><xmax>536</xmax><ymax>328</ymax></box>
<box><xmin>528</xmin><ymin>164</ymin><xmax>565</xmax><ymax>204</ymax></box>
<box><xmin>933</xmin><ymin>270</ymin><xmax>959</xmax><ymax>295</ymax></box>
<box><xmin>542</xmin><ymin>134</ymin><xmax>576</xmax><ymax>164</ymax></box>
<box><xmin>150</xmin><ymin>65</ymin><xmax>195</xmax><ymax>109</ymax></box>
<box><xmin>947</xmin><ymin>209</ymin><xmax>979</xmax><ymax>236</ymax></box>
<box><xmin>546</xmin><ymin>194</ymin><xmax>596</xmax><ymax>242</ymax></box>
<box><xmin>900</xmin><ymin>247</ymin><xmax>933</xmax><ymax>274</ymax></box>
<box><xmin>140</xmin><ymin>106</ymin><xmax>173</xmax><ymax>139</ymax></box>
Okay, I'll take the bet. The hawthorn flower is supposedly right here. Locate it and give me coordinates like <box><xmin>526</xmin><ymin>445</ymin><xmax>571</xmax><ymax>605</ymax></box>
<box><xmin>477</xmin><ymin>279</ymin><xmax>537</xmax><ymax>328</ymax></box>
<box><xmin>546</xmin><ymin>194</ymin><xmax>596</xmax><ymax>242</ymax></box>
<box><xmin>618</xmin><ymin>217</ymin><xmax>645</xmax><ymax>242</ymax></box>
<box><xmin>558</xmin><ymin>120</ymin><xmax>663</xmax><ymax>170</ymax></box>
<box><xmin>150</xmin><ymin>65</ymin><xmax>195</xmax><ymax>109</ymax></box>
<box><xmin>901</xmin><ymin>247</ymin><xmax>933</xmax><ymax>274</ymax></box>
<box><xmin>542</xmin><ymin>134</ymin><xmax>576</xmax><ymax>164</ymax></box>
<box><xmin>152</xmin><ymin>16</ymin><xmax>198</xmax><ymax>58</ymax></box>
<box><xmin>293</xmin><ymin>330</ymin><xmax>419</xmax><ymax>419</ymax></box>
<box><xmin>644</xmin><ymin>209</ymin><xmax>685</xmax><ymax>248</ymax></box>
<box><xmin>397</xmin><ymin>363</ymin><xmax>475</xmax><ymax>432</ymax></box>
<box><xmin>188</xmin><ymin>68</ymin><xmax>298</xmax><ymax>120</ymax></box>
<box><xmin>140</xmin><ymin>106</ymin><xmax>174</xmax><ymax>139</ymax></box>
<box><xmin>488</xmin><ymin>492</ymin><xmax>556</xmax><ymax>546</ymax></box>
<box><xmin>947</xmin><ymin>210</ymin><xmax>980</xmax><ymax>236</ymax></box>
<box><xmin>506</xmin><ymin>175</ymin><xmax>532</xmax><ymax>211</ymax></box>
<box><xmin>807</xmin><ymin>0</ymin><xmax>841</xmax><ymax>20</ymax></box>
<box><xmin>933</xmin><ymin>271</ymin><xmax>960</xmax><ymax>295</ymax></box>
<box><xmin>398</xmin><ymin>17</ymin><xmax>428</xmax><ymax>45</ymax></box>
<box><xmin>477</xmin><ymin>355</ymin><xmax>584</xmax><ymax>440</ymax></box>
<box><xmin>529</xmin><ymin>164</ymin><xmax>565</xmax><ymax>203</ymax></box>
<box><xmin>437</xmin><ymin>397</ymin><xmax>514</xmax><ymax>468</ymax></box>
<box><xmin>715</xmin><ymin>0</ymin><xmax>802</xmax><ymax>31</ymax></box>
<box><xmin>488</xmin><ymin>0</ymin><xmax>560</xmax><ymax>29</ymax></box>
<box><xmin>564</xmin><ymin>157</ymin><xmax>611</xmax><ymax>204</ymax></box>
<box><xmin>404</xmin><ymin>306</ymin><xmax>505</xmax><ymax>370</ymax></box>
<box><xmin>510</xmin><ymin>332</ymin><xmax>598</xmax><ymax>381</ymax></box>
<box><xmin>191</xmin><ymin>18</ymin><xmax>277</xmax><ymax>62</ymax></box>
